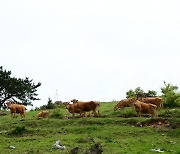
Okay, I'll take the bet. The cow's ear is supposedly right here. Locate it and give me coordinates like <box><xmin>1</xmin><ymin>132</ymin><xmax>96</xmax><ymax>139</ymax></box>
<box><xmin>76</xmin><ymin>100</ymin><xmax>78</xmax><ymax>102</ymax></box>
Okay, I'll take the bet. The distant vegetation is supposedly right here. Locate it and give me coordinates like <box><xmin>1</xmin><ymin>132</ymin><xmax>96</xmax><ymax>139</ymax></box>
<box><xmin>1</xmin><ymin>66</ymin><xmax>180</xmax><ymax>110</ymax></box>
<box><xmin>126</xmin><ymin>82</ymin><xmax>180</xmax><ymax>108</ymax></box>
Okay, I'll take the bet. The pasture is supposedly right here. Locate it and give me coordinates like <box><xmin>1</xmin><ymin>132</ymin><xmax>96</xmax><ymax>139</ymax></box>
<box><xmin>0</xmin><ymin>102</ymin><xmax>180</xmax><ymax>154</ymax></box>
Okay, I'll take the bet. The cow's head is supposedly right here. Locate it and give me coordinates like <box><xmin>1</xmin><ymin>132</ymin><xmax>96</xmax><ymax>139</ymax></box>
<box><xmin>6</xmin><ymin>101</ymin><xmax>12</xmax><ymax>107</ymax></box>
<box><xmin>71</xmin><ymin>99</ymin><xmax>78</xmax><ymax>104</ymax></box>
<box><xmin>114</xmin><ymin>102</ymin><xmax>122</xmax><ymax>111</ymax></box>
<box><xmin>63</xmin><ymin>102</ymin><xmax>70</xmax><ymax>108</ymax></box>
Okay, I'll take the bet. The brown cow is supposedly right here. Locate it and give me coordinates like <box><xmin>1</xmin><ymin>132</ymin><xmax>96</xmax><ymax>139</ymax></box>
<box><xmin>6</xmin><ymin>101</ymin><xmax>26</xmax><ymax>119</ymax></box>
<box><xmin>138</xmin><ymin>97</ymin><xmax>163</xmax><ymax>108</ymax></box>
<box><xmin>37</xmin><ymin>111</ymin><xmax>49</xmax><ymax>118</ymax></box>
<box><xmin>114</xmin><ymin>98</ymin><xmax>137</xmax><ymax>111</ymax></box>
<box><xmin>63</xmin><ymin>102</ymin><xmax>85</xmax><ymax>118</ymax></box>
<box><xmin>133</xmin><ymin>100</ymin><xmax>157</xmax><ymax>117</ymax></box>
<box><xmin>71</xmin><ymin>99</ymin><xmax>100</xmax><ymax>117</ymax></box>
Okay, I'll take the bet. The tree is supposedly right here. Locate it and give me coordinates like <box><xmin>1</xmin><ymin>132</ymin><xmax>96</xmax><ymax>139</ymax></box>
<box><xmin>134</xmin><ymin>87</ymin><xmax>145</xmax><ymax>98</ymax></box>
<box><xmin>126</xmin><ymin>89</ymin><xmax>136</xmax><ymax>98</ymax></box>
<box><xmin>161</xmin><ymin>81</ymin><xmax>180</xmax><ymax>108</ymax></box>
<box><xmin>126</xmin><ymin>87</ymin><xmax>145</xmax><ymax>98</ymax></box>
<box><xmin>0</xmin><ymin>66</ymin><xmax>41</xmax><ymax>109</ymax></box>
<box><xmin>126</xmin><ymin>87</ymin><xmax>157</xmax><ymax>98</ymax></box>
<box><xmin>146</xmin><ymin>90</ymin><xmax>157</xmax><ymax>97</ymax></box>
<box><xmin>46</xmin><ymin>97</ymin><xmax>55</xmax><ymax>109</ymax></box>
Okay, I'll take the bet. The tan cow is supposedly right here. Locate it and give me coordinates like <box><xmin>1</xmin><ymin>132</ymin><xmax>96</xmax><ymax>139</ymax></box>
<box><xmin>114</xmin><ymin>98</ymin><xmax>137</xmax><ymax>111</ymax></box>
<box><xmin>138</xmin><ymin>97</ymin><xmax>163</xmax><ymax>108</ymax></box>
<box><xmin>37</xmin><ymin>111</ymin><xmax>49</xmax><ymax>118</ymax></box>
<box><xmin>71</xmin><ymin>99</ymin><xmax>100</xmax><ymax>117</ymax></box>
<box><xmin>63</xmin><ymin>102</ymin><xmax>85</xmax><ymax>118</ymax></box>
<box><xmin>133</xmin><ymin>100</ymin><xmax>157</xmax><ymax>117</ymax></box>
<box><xmin>6</xmin><ymin>101</ymin><xmax>26</xmax><ymax>119</ymax></box>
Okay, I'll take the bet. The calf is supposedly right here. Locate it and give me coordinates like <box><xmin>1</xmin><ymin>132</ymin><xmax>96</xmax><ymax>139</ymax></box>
<box><xmin>6</xmin><ymin>101</ymin><xmax>26</xmax><ymax>119</ymax></box>
<box><xmin>37</xmin><ymin>111</ymin><xmax>49</xmax><ymax>118</ymax></box>
<box><xmin>134</xmin><ymin>100</ymin><xmax>157</xmax><ymax>117</ymax></box>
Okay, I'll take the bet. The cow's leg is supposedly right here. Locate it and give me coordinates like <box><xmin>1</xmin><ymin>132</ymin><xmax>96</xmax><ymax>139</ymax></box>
<box><xmin>153</xmin><ymin>111</ymin><xmax>157</xmax><ymax>118</ymax></box>
<box><xmin>93</xmin><ymin>110</ymin><xmax>98</xmax><ymax>117</ymax></box>
<box><xmin>11</xmin><ymin>112</ymin><xmax>14</xmax><ymax>118</ymax></box>
<box><xmin>13</xmin><ymin>112</ymin><xmax>16</xmax><ymax>118</ymax></box>
<box><xmin>21</xmin><ymin>112</ymin><xmax>25</xmax><ymax>119</ymax></box>
<box><xmin>72</xmin><ymin>113</ymin><xmax>75</xmax><ymax>118</ymax></box>
<box><xmin>136</xmin><ymin>111</ymin><xmax>140</xmax><ymax>117</ymax></box>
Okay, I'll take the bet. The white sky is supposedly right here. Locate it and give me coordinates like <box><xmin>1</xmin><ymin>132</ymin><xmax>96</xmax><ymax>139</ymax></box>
<box><xmin>0</xmin><ymin>0</ymin><xmax>180</xmax><ymax>108</ymax></box>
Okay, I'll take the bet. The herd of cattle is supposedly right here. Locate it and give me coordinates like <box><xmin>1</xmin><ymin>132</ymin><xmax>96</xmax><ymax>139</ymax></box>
<box><xmin>5</xmin><ymin>97</ymin><xmax>163</xmax><ymax>119</ymax></box>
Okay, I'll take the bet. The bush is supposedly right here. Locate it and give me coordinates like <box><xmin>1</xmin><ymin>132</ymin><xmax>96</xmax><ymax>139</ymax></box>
<box><xmin>158</xmin><ymin>108</ymin><xmax>180</xmax><ymax>118</ymax></box>
<box><xmin>161</xmin><ymin>81</ymin><xmax>180</xmax><ymax>108</ymax></box>
<box><xmin>11</xmin><ymin>125</ymin><xmax>27</xmax><ymax>135</ymax></box>
<box><xmin>50</xmin><ymin>108</ymin><xmax>63</xmax><ymax>119</ymax></box>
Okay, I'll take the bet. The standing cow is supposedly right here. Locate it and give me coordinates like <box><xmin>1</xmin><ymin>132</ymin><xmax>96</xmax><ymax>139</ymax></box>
<box><xmin>138</xmin><ymin>97</ymin><xmax>163</xmax><ymax>108</ymax></box>
<box><xmin>6</xmin><ymin>101</ymin><xmax>26</xmax><ymax>119</ymax></box>
<box><xmin>133</xmin><ymin>100</ymin><xmax>157</xmax><ymax>117</ymax></box>
<box><xmin>63</xmin><ymin>102</ymin><xmax>85</xmax><ymax>118</ymax></box>
<box><xmin>70</xmin><ymin>99</ymin><xmax>100</xmax><ymax>117</ymax></box>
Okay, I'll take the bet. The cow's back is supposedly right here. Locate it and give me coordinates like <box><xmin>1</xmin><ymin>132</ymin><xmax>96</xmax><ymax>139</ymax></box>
<box><xmin>75</xmin><ymin>101</ymin><xmax>98</xmax><ymax>111</ymax></box>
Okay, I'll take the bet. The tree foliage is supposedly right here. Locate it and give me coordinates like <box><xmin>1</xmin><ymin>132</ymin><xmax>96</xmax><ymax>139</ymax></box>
<box><xmin>161</xmin><ymin>81</ymin><xmax>180</xmax><ymax>108</ymax></box>
<box><xmin>126</xmin><ymin>87</ymin><xmax>157</xmax><ymax>98</ymax></box>
<box><xmin>0</xmin><ymin>66</ymin><xmax>41</xmax><ymax>109</ymax></box>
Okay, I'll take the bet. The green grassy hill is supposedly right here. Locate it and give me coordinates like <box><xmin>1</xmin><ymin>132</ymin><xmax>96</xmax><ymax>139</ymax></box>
<box><xmin>0</xmin><ymin>102</ymin><xmax>179</xmax><ymax>154</ymax></box>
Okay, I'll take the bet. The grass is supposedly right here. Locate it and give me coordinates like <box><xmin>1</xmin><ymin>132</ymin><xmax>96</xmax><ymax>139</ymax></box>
<box><xmin>0</xmin><ymin>102</ymin><xmax>179</xmax><ymax>154</ymax></box>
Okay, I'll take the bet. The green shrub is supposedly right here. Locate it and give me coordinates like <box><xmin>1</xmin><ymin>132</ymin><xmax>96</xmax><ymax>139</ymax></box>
<box><xmin>11</xmin><ymin>125</ymin><xmax>27</xmax><ymax>135</ymax></box>
<box><xmin>50</xmin><ymin>108</ymin><xmax>63</xmax><ymax>119</ymax></box>
<box><xmin>161</xmin><ymin>81</ymin><xmax>180</xmax><ymax>108</ymax></box>
<box><xmin>158</xmin><ymin>108</ymin><xmax>180</xmax><ymax>118</ymax></box>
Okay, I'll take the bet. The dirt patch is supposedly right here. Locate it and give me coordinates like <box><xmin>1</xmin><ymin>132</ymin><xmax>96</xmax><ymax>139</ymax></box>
<box><xmin>138</xmin><ymin>118</ymin><xmax>171</xmax><ymax>128</ymax></box>
<box><xmin>0</xmin><ymin>111</ymin><xmax>7</xmax><ymax>116</ymax></box>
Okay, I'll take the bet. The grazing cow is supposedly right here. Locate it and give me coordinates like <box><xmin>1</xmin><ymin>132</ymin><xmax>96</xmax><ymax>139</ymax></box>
<box><xmin>6</xmin><ymin>101</ymin><xmax>26</xmax><ymax>119</ymax></box>
<box><xmin>133</xmin><ymin>100</ymin><xmax>157</xmax><ymax>117</ymax></box>
<box><xmin>37</xmin><ymin>111</ymin><xmax>49</xmax><ymax>118</ymax></box>
<box><xmin>70</xmin><ymin>99</ymin><xmax>100</xmax><ymax>117</ymax></box>
<box><xmin>138</xmin><ymin>97</ymin><xmax>163</xmax><ymax>108</ymax></box>
<box><xmin>114</xmin><ymin>98</ymin><xmax>137</xmax><ymax>111</ymax></box>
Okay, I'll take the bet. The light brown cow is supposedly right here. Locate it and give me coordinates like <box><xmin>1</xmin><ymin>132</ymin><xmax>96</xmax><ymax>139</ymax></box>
<box><xmin>138</xmin><ymin>97</ymin><xmax>163</xmax><ymax>108</ymax></box>
<box><xmin>37</xmin><ymin>111</ymin><xmax>49</xmax><ymax>118</ymax></box>
<box><xmin>70</xmin><ymin>99</ymin><xmax>100</xmax><ymax>117</ymax></box>
<box><xmin>114</xmin><ymin>98</ymin><xmax>137</xmax><ymax>111</ymax></box>
<box><xmin>6</xmin><ymin>101</ymin><xmax>26</xmax><ymax>119</ymax></box>
<box><xmin>133</xmin><ymin>100</ymin><xmax>157</xmax><ymax>117</ymax></box>
<box><xmin>63</xmin><ymin>102</ymin><xmax>85</xmax><ymax>118</ymax></box>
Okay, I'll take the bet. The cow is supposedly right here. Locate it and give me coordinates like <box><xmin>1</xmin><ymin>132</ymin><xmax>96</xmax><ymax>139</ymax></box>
<box><xmin>70</xmin><ymin>99</ymin><xmax>100</xmax><ymax>117</ymax></box>
<box><xmin>114</xmin><ymin>98</ymin><xmax>137</xmax><ymax>111</ymax></box>
<box><xmin>138</xmin><ymin>97</ymin><xmax>163</xmax><ymax>108</ymax></box>
<box><xmin>63</xmin><ymin>102</ymin><xmax>85</xmax><ymax>118</ymax></box>
<box><xmin>37</xmin><ymin>111</ymin><xmax>49</xmax><ymax>118</ymax></box>
<box><xmin>6</xmin><ymin>101</ymin><xmax>26</xmax><ymax>119</ymax></box>
<box><xmin>133</xmin><ymin>100</ymin><xmax>157</xmax><ymax>117</ymax></box>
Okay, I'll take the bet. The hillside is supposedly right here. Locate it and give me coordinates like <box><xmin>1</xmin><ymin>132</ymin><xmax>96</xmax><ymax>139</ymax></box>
<box><xmin>0</xmin><ymin>102</ymin><xmax>180</xmax><ymax>154</ymax></box>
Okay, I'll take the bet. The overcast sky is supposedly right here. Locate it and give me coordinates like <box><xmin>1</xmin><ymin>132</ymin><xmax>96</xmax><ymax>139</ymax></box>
<box><xmin>0</xmin><ymin>0</ymin><xmax>180</xmax><ymax>108</ymax></box>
